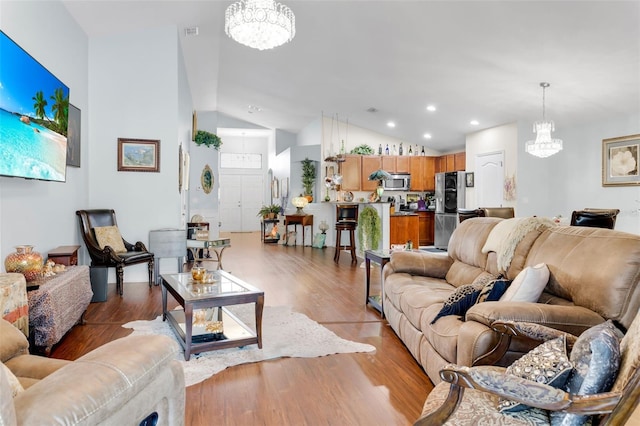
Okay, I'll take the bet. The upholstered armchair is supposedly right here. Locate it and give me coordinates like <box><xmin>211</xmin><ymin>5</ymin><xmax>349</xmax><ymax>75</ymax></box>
<box><xmin>76</xmin><ymin>209</ymin><xmax>154</xmax><ymax>296</ymax></box>
<box><xmin>414</xmin><ymin>315</ymin><xmax>640</xmax><ymax>425</ymax></box>
<box><xmin>571</xmin><ymin>208</ymin><xmax>620</xmax><ymax>230</ymax></box>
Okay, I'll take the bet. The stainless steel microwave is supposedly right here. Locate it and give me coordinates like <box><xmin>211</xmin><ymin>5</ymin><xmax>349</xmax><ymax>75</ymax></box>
<box><xmin>383</xmin><ymin>173</ymin><xmax>411</xmax><ymax>191</ymax></box>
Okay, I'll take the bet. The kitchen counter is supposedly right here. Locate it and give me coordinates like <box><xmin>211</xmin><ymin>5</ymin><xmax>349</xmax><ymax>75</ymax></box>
<box><xmin>391</xmin><ymin>211</ymin><xmax>418</xmax><ymax>216</ymax></box>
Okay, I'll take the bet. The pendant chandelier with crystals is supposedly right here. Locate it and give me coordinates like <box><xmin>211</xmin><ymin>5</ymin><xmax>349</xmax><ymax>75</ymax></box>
<box><xmin>225</xmin><ymin>0</ymin><xmax>295</xmax><ymax>51</ymax></box>
<box><xmin>526</xmin><ymin>82</ymin><xmax>563</xmax><ymax>158</ymax></box>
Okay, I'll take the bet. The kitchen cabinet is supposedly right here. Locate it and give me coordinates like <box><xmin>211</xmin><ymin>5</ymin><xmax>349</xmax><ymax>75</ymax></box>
<box><xmin>435</xmin><ymin>152</ymin><xmax>465</xmax><ymax>173</ymax></box>
<box><xmin>454</xmin><ymin>152</ymin><xmax>466</xmax><ymax>171</ymax></box>
<box><xmin>381</xmin><ymin>155</ymin><xmax>410</xmax><ymax>173</ymax></box>
<box><xmin>395</xmin><ymin>156</ymin><xmax>410</xmax><ymax>173</ymax></box>
<box><xmin>361</xmin><ymin>156</ymin><xmax>382</xmax><ymax>191</ymax></box>
<box><xmin>409</xmin><ymin>157</ymin><xmax>425</xmax><ymax>191</ymax></box>
<box><xmin>390</xmin><ymin>214</ymin><xmax>420</xmax><ymax>246</ymax></box>
<box><xmin>341</xmin><ymin>155</ymin><xmax>361</xmax><ymax>191</ymax></box>
<box><xmin>410</xmin><ymin>156</ymin><xmax>436</xmax><ymax>191</ymax></box>
<box><xmin>418</xmin><ymin>211</ymin><xmax>434</xmax><ymax>246</ymax></box>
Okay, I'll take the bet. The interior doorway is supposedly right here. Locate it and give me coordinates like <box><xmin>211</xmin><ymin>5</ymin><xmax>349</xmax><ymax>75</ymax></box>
<box><xmin>219</xmin><ymin>174</ymin><xmax>263</xmax><ymax>232</ymax></box>
<box><xmin>475</xmin><ymin>151</ymin><xmax>504</xmax><ymax>207</ymax></box>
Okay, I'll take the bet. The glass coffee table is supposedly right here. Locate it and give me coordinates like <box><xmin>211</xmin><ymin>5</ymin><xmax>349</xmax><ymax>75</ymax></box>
<box><xmin>161</xmin><ymin>270</ymin><xmax>264</xmax><ymax>360</ymax></box>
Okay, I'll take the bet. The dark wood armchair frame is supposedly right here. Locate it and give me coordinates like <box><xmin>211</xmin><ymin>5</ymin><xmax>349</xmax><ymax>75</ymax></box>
<box><xmin>76</xmin><ymin>209</ymin><xmax>154</xmax><ymax>296</ymax></box>
<box><xmin>414</xmin><ymin>321</ymin><xmax>639</xmax><ymax>426</ymax></box>
<box><xmin>570</xmin><ymin>208</ymin><xmax>620</xmax><ymax>230</ymax></box>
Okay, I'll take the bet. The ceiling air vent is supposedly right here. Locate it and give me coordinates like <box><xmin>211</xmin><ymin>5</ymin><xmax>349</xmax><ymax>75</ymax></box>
<box><xmin>184</xmin><ymin>27</ymin><xmax>199</xmax><ymax>37</ymax></box>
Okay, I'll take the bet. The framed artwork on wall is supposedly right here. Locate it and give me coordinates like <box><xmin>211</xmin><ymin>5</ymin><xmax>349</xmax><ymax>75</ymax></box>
<box><xmin>465</xmin><ymin>172</ymin><xmax>474</xmax><ymax>187</ymax></box>
<box><xmin>66</xmin><ymin>104</ymin><xmax>81</xmax><ymax>167</ymax></box>
<box><xmin>602</xmin><ymin>134</ymin><xmax>640</xmax><ymax>186</ymax></box>
<box><xmin>117</xmin><ymin>138</ymin><xmax>160</xmax><ymax>172</ymax></box>
<box><xmin>192</xmin><ymin>111</ymin><xmax>197</xmax><ymax>141</ymax></box>
<box><xmin>201</xmin><ymin>164</ymin><xmax>213</xmax><ymax>194</ymax></box>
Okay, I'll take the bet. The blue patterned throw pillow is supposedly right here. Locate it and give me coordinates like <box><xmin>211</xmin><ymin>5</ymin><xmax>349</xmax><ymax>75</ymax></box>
<box><xmin>550</xmin><ymin>321</ymin><xmax>623</xmax><ymax>426</ymax></box>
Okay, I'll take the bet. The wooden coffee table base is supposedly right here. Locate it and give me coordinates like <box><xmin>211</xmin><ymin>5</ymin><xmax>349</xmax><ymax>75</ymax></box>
<box><xmin>161</xmin><ymin>271</ymin><xmax>264</xmax><ymax>361</ymax></box>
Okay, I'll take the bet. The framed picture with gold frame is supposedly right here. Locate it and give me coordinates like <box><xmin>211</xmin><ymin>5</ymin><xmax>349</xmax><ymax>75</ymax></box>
<box><xmin>602</xmin><ymin>134</ymin><xmax>640</xmax><ymax>186</ymax></box>
<box><xmin>192</xmin><ymin>111</ymin><xmax>197</xmax><ymax>141</ymax></box>
<box><xmin>117</xmin><ymin>138</ymin><xmax>160</xmax><ymax>172</ymax></box>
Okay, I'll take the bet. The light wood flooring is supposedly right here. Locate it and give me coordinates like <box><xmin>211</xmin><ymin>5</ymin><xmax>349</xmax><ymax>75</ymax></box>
<box><xmin>51</xmin><ymin>232</ymin><xmax>434</xmax><ymax>425</ymax></box>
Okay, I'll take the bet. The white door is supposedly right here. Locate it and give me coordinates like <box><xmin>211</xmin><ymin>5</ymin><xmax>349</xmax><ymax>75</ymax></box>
<box><xmin>475</xmin><ymin>152</ymin><xmax>504</xmax><ymax>207</ymax></box>
<box><xmin>219</xmin><ymin>174</ymin><xmax>263</xmax><ymax>232</ymax></box>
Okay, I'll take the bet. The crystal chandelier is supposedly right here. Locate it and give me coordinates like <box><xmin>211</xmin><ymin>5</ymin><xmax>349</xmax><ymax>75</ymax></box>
<box><xmin>225</xmin><ymin>0</ymin><xmax>295</xmax><ymax>51</ymax></box>
<box><xmin>526</xmin><ymin>82</ymin><xmax>563</xmax><ymax>158</ymax></box>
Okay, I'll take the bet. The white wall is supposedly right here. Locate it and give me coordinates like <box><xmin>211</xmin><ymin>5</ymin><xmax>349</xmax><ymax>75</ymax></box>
<box><xmin>465</xmin><ymin>122</ymin><xmax>518</xmax><ymax>210</ymax></box>
<box><xmin>0</xmin><ymin>1</ymin><xmax>90</xmax><ymax>265</ymax></box>
<box><xmin>467</xmin><ymin>116</ymin><xmax>640</xmax><ymax>234</ymax></box>
<box><xmin>88</xmin><ymin>26</ymin><xmax>184</xmax><ymax>281</ymax></box>
<box><xmin>518</xmin><ymin>114</ymin><xmax>640</xmax><ymax>233</ymax></box>
<box><xmin>321</xmin><ymin>116</ymin><xmax>440</xmax><ymax>158</ymax></box>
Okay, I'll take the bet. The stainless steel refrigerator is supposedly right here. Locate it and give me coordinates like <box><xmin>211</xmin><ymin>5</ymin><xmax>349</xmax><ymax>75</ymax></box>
<box><xmin>434</xmin><ymin>171</ymin><xmax>466</xmax><ymax>249</ymax></box>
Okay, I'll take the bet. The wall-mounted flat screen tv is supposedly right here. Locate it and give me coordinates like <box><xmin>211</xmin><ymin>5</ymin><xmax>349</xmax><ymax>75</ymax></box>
<box><xmin>0</xmin><ymin>30</ymin><xmax>69</xmax><ymax>182</ymax></box>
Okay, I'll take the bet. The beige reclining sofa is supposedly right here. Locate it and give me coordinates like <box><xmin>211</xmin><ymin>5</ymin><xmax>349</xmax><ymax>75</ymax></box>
<box><xmin>383</xmin><ymin>217</ymin><xmax>640</xmax><ymax>384</ymax></box>
<box><xmin>0</xmin><ymin>318</ymin><xmax>185</xmax><ymax>425</ymax></box>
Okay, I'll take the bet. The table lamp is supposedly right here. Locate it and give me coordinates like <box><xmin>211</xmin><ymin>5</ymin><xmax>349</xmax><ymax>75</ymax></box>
<box><xmin>292</xmin><ymin>196</ymin><xmax>309</xmax><ymax>215</ymax></box>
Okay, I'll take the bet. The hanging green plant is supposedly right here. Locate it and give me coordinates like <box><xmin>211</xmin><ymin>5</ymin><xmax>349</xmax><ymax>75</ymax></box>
<box><xmin>357</xmin><ymin>206</ymin><xmax>381</xmax><ymax>251</ymax></box>
<box><xmin>194</xmin><ymin>130</ymin><xmax>223</xmax><ymax>150</ymax></box>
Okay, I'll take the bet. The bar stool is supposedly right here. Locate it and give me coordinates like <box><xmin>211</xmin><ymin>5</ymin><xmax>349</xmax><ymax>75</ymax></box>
<box><xmin>334</xmin><ymin>204</ymin><xmax>359</xmax><ymax>263</ymax></box>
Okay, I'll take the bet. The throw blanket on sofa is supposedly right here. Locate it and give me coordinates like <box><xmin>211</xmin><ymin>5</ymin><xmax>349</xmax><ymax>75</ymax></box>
<box><xmin>482</xmin><ymin>217</ymin><xmax>556</xmax><ymax>273</ymax></box>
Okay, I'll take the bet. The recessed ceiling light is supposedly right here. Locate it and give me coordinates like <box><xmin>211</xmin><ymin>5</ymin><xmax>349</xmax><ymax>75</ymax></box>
<box><xmin>470</xmin><ymin>120</ymin><xmax>479</xmax><ymax>126</ymax></box>
<box><xmin>423</xmin><ymin>133</ymin><xmax>432</xmax><ymax>139</ymax></box>
<box><xmin>426</xmin><ymin>105</ymin><xmax>436</xmax><ymax>112</ymax></box>
<box><xmin>387</xmin><ymin>121</ymin><xmax>396</xmax><ymax>128</ymax></box>
<box><xmin>248</xmin><ymin>105</ymin><xmax>262</xmax><ymax>113</ymax></box>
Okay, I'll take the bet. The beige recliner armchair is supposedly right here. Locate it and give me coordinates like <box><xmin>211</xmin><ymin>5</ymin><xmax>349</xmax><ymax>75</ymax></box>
<box><xmin>0</xmin><ymin>318</ymin><xmax>185</xmax><ymax>425</ymax></box>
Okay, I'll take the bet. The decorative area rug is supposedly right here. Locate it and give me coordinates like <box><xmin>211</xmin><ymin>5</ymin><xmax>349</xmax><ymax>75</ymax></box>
<box><xmin>123</xmin><ymin>305</ymin><xmax>376</xmax><ymax>387</ymax></box>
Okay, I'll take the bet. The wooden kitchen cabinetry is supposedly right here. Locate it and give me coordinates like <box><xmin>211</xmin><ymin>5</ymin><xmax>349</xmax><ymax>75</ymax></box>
<box><xmin>381</xmin><ymin>155</ymin><xmax>410</xmax><ymax>173</ymax></box>
<box><xmin>435</xmin><ymin>152</ymin><xmax>466</xmax><ymax>173</ymax></box>
<box><xmin>417</xmin><ymin>211</ymin><xmax>435</xmax><ymax>246</ymax></box>
<box><xmin>409</xmin><ymin>156</ymin><xmax>436</xmax><ymax>191</ymax></box>
<box><xmin>454</xmin><ymin>152</ymin><xmax>466</xmax><ymax>171</ymax></box>
<box><xmin>390</xmin><ymin>214</ymin><xmax>420</xmax><ymax>246</ymax></box>
<box><xmin>361</xmin><ymin>156</ymin><xmax>382</xmax><ymax>191</ymax></box>
<box><xmin>341</xmin><ymin>155</ymin><xmax>361</xmax><ymax>191</ymax></box>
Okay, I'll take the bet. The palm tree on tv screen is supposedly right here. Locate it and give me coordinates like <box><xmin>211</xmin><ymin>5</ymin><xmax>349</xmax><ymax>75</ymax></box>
<box><xmin>49</xmin><ymin>87</ymin><xmax>69</xmax><ymax>136</ymax></box>
<box><xmin>32</xmin><ymin>90</ymin><xmax>48</xmax><ymax>120</ymax></box>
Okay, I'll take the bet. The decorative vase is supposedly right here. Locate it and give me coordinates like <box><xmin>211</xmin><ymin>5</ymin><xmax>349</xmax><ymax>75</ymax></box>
<box><xmin>4</xmin><ymin>245</ymin><xmax>43</xmax><ymax>281</ymax></box>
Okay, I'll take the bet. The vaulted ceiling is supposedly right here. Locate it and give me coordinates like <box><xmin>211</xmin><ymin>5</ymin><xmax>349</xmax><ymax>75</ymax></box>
<box><xmin>63</xmin><ymin>1</ymin><xmax>640</xmax><ymax>152</ymax></box>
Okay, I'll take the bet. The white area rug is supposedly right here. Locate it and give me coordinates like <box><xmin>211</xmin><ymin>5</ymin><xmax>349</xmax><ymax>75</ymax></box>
<box><xmin>123</xmin><ymin>305</ymin><xmax>376</xmax><ymax>387</ymax></box>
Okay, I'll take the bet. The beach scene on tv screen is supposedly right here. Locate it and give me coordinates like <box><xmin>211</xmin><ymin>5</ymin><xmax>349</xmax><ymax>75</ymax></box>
<box><xmin>0</xmin><ymin>31</ymin><xmax>69</xmax><ymax>182</ymax></box>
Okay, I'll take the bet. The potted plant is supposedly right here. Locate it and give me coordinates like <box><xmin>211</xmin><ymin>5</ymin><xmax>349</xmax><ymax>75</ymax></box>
<box><xmin>301</xmin><ymin>158</ymin><xmax>316</xmax><ymax>202</ymax></box>
<box><xmin>194</xmin><ymin>130</ymin><xmax>223</xmax><ymax>150</ymax></box>
<box><xmin>257</xmin><ymin>204</ymin><xmax>281</xmax><ymax>219</ymax></box>
<box><xmin>357</xmin><ymin>206</ymin><xmax>381</xmax><ymax>252</ymax></box>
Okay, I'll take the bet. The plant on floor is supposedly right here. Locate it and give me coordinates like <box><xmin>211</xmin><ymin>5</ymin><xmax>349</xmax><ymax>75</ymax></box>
<box><xmin>257</xmin><ymin>204</ymin><xmax>281</xmax><ymax>218</ymax></box>
<box><xmin>194</xmin><ymin>130</ymin><xmax>223</xmax><ymax>150</ymax></box>
<box><xmin>301</xmin><ymin>158</ymin><xmax>316</xmax><ymax>201</ymax></box>
<box><xmin>357</xmin><ymin>206</ymin><xmax>381</xmax><ymax>251</ymax></box>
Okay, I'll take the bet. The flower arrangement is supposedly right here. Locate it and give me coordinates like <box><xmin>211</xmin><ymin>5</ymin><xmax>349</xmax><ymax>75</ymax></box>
<box><xmin>350</xmin><ymin>144</ymin><xmax>374</xmax><ymax>155</ymax></box>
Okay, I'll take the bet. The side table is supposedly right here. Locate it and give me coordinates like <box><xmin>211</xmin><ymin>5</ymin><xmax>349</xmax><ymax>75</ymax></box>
<box><xmin>47</xmin><ymin>245</ymin><xmax>80</xmax><ymax>266</ymax></box>
<box><xmin>149</xmin><ymin>229</ymin><xmax>187</xmax><ymax>285</ymax></box>
<box><xmin>187</xmin><ymin>238</ymin><xmax>231</xmax><ymax>270</ymax></box>
<box><xmin>364</xmin><ymin>249</ymin><xmax>392</xmax><ymax>318</ymax></box>
<box><xmin>284</xmin><ymin>214</ymin><xmax>314</xmax><ymax>246</ymax></box>
<box><xmin>28</xmin><ymin>265</ymin><xmax>92</xmax><ymax>354</ymax></box>
<box><xmin>261</xmin><ymin>219</ymin><xmax>280</xmax><ymax>243</ymax></box>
